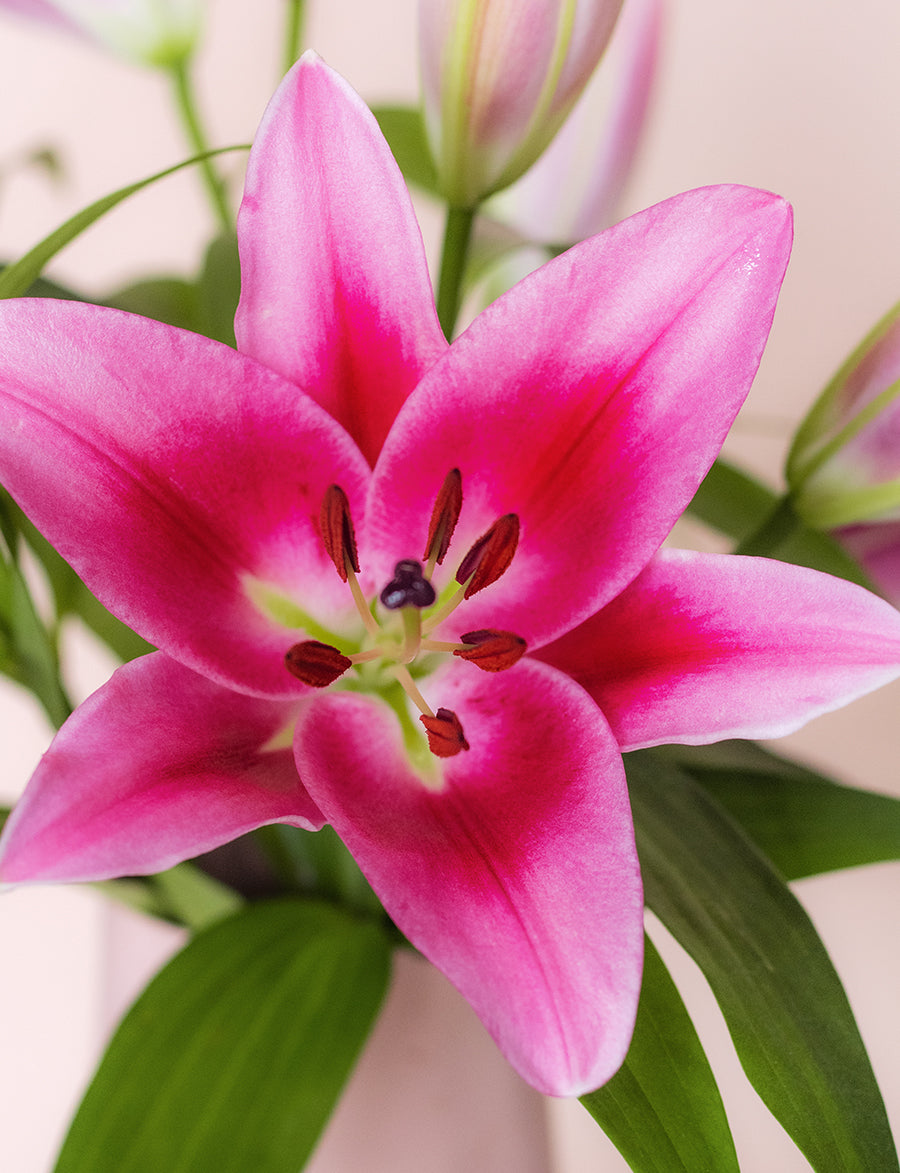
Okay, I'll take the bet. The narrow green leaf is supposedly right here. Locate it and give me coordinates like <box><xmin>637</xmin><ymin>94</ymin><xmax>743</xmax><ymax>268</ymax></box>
<box><xmin>103</xmin><ymin>234</ymin><xmax>240</xmax><ymax>348</ymax></box>
<box><xmin>91</xmin><ymin>877</ymin><xmax>176</xmax><ymax>923</ymax></box>
<box><xmin>654</xmin><ymin>741</ymin><xmax>900</xmax><ymax>879</ymax></box>
<box><xmin>581</xmin><ymin>935</ymin><xmax>738</xmax><ymax>1173</ymax></box>
<box><xmin>688</xmin><ymin>459</ymin><xmax>872</xmax><ymax>587</ymax></box>
<box><xmin>627</xmin><ymin>751</ymin><xmax>898</xmax><ymax>1173</ymax></box>
<box><xmin>151</xmin><ymin>862</ymin><xmax>244</xmax><ymax>931</ymax></box>
<box><xmin>196</xmin><ymin>232</ymin><xmax>240</xmax><ymax>347</ymax></box>
<box><xmin>0</xmin><ymin>145</ymin><xmax>248</xmax><ymax>301</ymax></box>
<box><xmin>54</xmin><ymin>899</ymin><xmax>391</xmax><ymax>1173</ymax></box>
<box><xmin>372</xmin><ymin>105</ymin><xmax>438</xmax><ymax>194</ymax></box>
<box><xmin>0</xmin><ymin>537</ymin><xmax>71</xmax><ymax>726</ymax></box>
<box><xmin>1</xmin><ymin>488</ymin><xmax>151</xmax><ymax>663</ymax></box>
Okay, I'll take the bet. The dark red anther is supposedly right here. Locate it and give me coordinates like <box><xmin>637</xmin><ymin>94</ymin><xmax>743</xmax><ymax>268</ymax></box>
<box><xmin>285</xmin><ymin>640</ymin><xmax>352</xmax><ymax>687</ymax></box>
<box><xmin>424</xmin><ymin>468</ymin><xmax>463</xmax><ymax>565</ymax></box>
<box><xmin>455</xmin><ymin>514</ymin><xmax>520</xmax><ymax>598</ymax></box>
<box><xmin>319</xmin><ymin>484</ymin><xmax>359</xmax><ymax>582</ymax></box>
<box><xmin>420</xmin><ymin>707</ymin><xmax>470</xmax><ymax>757</ymax></box>
<box><xmin>455</xmin><ymin>629</ymin><xmax>527</xmax><ymax>672</ymax></box>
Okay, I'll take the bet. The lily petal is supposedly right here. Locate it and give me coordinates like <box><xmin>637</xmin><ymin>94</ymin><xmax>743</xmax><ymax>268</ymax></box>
<box><xmin>537</xmin><ymin>548</ymin><xmax>900</xmax><ymax>750</ymax></box>
<box><xmin>0</xmin><ymin>653</ymin><xmax>320</xmax><ymax>885</ymax></box>
<box><xmin>0</xmin><ymin>299</ymin><xmax>371</xmax><ymax>697</ymax></box>
<box><xmin>235</xmin><ymin>53</ymin><xmax>447</xmax><ymax>467</ymax></box>
<box><xmin>366</xmin><ymin>185</ymin><xmax>792</xmax><ymax>648</ymax></box>
<box><xmin>294</xmin><ymin>659</ymin><xmax>643</xmax><ymax>1096</ymax></box>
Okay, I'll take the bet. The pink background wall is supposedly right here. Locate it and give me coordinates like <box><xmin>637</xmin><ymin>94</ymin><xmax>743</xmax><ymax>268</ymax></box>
<box><xmin>0</xmin><ymin>1</ymin><xmax>898</xmax><ymax>1169</ymax></box>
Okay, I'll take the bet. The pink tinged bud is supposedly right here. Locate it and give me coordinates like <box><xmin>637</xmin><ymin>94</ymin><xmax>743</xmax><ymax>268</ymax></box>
<box><xmin>455</xmin><ymin>512</ymin><xmax>520</xmax><ymax>597</ymax></box>
<box><xmin>319</xmin><ymin>483</ymin><xmax>359</xmax><ymax>583</ymax></box>
<box><xmin>419</xmin><ymin>0</ymin><xmax>625</xmax><ymax>206</ymax></box>
<box><xmin>0</xmin><ymin>0</ymin><xmax>201</xmax><ymax>66</ymax></box>
<box><xmin>285</xmin><ymin>641</ymin><xmax>352</xmax><ymax>688</ymax></box>
<box><xmin>787</xmin><ymin>301</ymin><xmax>900</xmax><ymax>529</ymax></box>
<box><xmin>419</xmin><ymin>707</ymin><xmax>470</xmax><ymax>757</ymax></box>
<box><xmin>490</xmin><ymin>0</ymin><xmax>662</xmax><ymax>245</ymax></box>
<box><xmin>455</xmin><ymin>629</ymin><xmax>527</xmax><ymax>671</ymax></box>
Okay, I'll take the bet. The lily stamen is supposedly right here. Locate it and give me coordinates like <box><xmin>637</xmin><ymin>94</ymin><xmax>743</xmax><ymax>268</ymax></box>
<box><xmin>424</xmin><ymin>467</ymin><xmax>463</xmax><ymax>577</ymax></box>
<box><xmin>391</xmin><ymin>663</ymin><xmax>435</xmax><ymax>717</ymax></box>
<box><xmin>419</xmin><ymin>708</ymin><xmax>469</xmax><ymax>757</ymax></box>
<box><xmin>319</xmin><ymin>484</ymin><xmax>380</xmax><ymax>636</ymax></box>
<box><xmin>421</xmin><ymin>581</ymin><xmax>469</xmax><ymax>635</ymax></box>
<box><xmin>455</xmin><ymin>513</ymin><xmax>520</xmax><ymax>598</ymax></box>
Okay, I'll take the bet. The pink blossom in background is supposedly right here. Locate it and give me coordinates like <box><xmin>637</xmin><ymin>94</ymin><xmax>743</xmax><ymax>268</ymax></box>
<box><xmin>2</xmin><ymin>55</ymin><xmax>900</xmax><ymax>1097</ymax></box>
<box><xmin>419</xmin><ymin>0</ymin><xmax>625</xmax><ymax>204</ymax></box>
<box><xmin>0</xmin><ymin>0</ymin><xmax>199</xmax><ymax>64</ymax></box>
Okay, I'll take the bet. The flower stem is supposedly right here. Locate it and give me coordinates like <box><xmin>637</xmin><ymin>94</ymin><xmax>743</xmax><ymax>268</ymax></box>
<box><xmin>436</xmin><ymin>204</ymin><xmax>476</xmax><ymax>340</ymax></box>
<box><xmin>169</xmin><ymin>58</ymin><xmax>232</xmax><ymax>234</ymax></box>
<box><xmin>282</xmin><ymin>0</ymin><xmax>307</xmax><ymax>77</ymax></box>
<box><xmin>734</xmin><ymin>494</ymin><xmax>802</xmax><ymax>557</ymax></box>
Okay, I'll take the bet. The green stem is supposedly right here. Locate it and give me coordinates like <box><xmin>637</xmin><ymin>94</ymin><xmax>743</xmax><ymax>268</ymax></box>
<box><xmin>169</xmin><ymin>58</ymin><xmax>232</xmax><ymax>233</ymax></box>
<box><xmin>734</xmin><ymin>494</ymin><xmax>802</xmax><ymax>557</ymax></box>
<box><xmin>282</xmin><ymin>0</ymin><xmax>307</xmax><ymax>77</ymax></box>
<box><xmin>436</xmin><ymin>204</ymin><xmax>476</xmax><ymax>340</ymax></box>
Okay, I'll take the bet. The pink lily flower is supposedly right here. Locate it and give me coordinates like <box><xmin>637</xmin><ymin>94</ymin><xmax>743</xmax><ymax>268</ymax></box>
<box><xmin>0</xmin><ymin>0</ymin><xmax>199</xmax><ymax>66</ymax></box>
<box><xmin>419</xmin><ymin>0</ymin><xmax>625</xmax><ymax>205</ymax></box>
<box><xmin>3</xmin><ymin>55</ymin><xmax>900</xmax><ymax>1097</ymax></box>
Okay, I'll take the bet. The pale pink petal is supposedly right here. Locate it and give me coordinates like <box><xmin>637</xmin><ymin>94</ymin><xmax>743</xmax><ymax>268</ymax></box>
<box><xmin>0</xmin><ymin>0</ymin><xmax>76</xmax><ymax>32</ymax></box>
<box><xmin>235</xmin><ymin>53</ymin><xmax>447</xmax><ymax>467</ymax></box>
<box><xmin>294</xmin><ymin>660</ymin><xmax>643</xmax><ymax>1096</ymax></box>
<box><xmin>537</xmin><ymin>548</ymin><xmax>900</xmax><ymax>750</ymax></box>
<box><xmin>365</xmin><ymin>186</ymin><xmax>792</xmax><ymax>649</ymax></box>
<box><xmin>0</xmin><ymin>299</ymin><xmax>371</xmax><ymax>697</ymax></box>
<box><xmin>0</xmin><ymin>0</ymin><xmax>199</xmax><ymax>63</ymax></box>
<box><xmin>0</xmin><ymin>653</ymin><xmax>321</xmax><ymax>885</ymax></box>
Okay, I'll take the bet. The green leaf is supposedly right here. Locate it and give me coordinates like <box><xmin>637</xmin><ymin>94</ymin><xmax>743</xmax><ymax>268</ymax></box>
<box><xmin>151</xmin><ymin>862</ymin><xmax>244</xmax><ymax>931</ymax></box>
<box><xmin>103</xmin><ymin>233</ymin><xmax>240</xmax><ymax>348</ymax></box>
<box><xmin>196</xmin><ymin>232</ymin><xmax>240</xmax><ymax>347</ymax></box>
<box><xmin>581</xmin><ymin>935</ymin><xmax>738</xmax><ymax>1172</ymax></box>
<box><xmin>688</xmin><ymin>459</ymin><xmax>872</xmax><ymax>587</ymax></box>
<box><xmin>372</xmin><ymin>105</ymin><xmax>438</xmax><ymax>194</ymax></box>
<box><xmin>0</xmin><ymin>145</ymin><xmax>248</xmax><ymax>301</ymax></box>
<box><xmin>54</xmin><ymin>899</ymin><xmax>391</xmax><ymax>1173</ymax></box>
<box><xmin>627</xmin><ymin>751</ymin><xmax>898</xmax><ymax>1173</ymax></box>
<box><xmin>1</xmin><ymin>488</ymin><xmax>151</xmax><ymax>663</ymax></box>
<box><xmin>104</xmin><ymin>277</ymin><xmax>200</xmax><ymax>332</ymax></box>
<box><xmin>654</xmin><ymin>741</ymin><xmax>900</xmax><ymax>879</ymax></box>
<box><xmin>0</xmin><ymin>534</ymin><xmax>71</xmax><ymax>727</ymax></box>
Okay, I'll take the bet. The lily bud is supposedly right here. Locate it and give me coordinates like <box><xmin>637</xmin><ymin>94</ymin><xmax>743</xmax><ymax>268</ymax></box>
<box><xmin>490</xmin><ymin>0</ymin><xmax>661</xmax><ymax>245</ymax></box>
<box><xmin>787</xmin><ymin>301</ymin><xmax>900</xmax><ymax>531</ymax></box>
<box><xmin>787</xmin><ymin>301</ymin><xmax>900</xmax><ymax>607</ymax></box>
<box><xmin>419</xmin><ymin>0</ymin><xmax>624</xmax><ymax>207</ymax></box>
<box><xmin>0</xmin><ymin>0</ymin><xmax>200</xmax><ymax>67</ymax></box>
